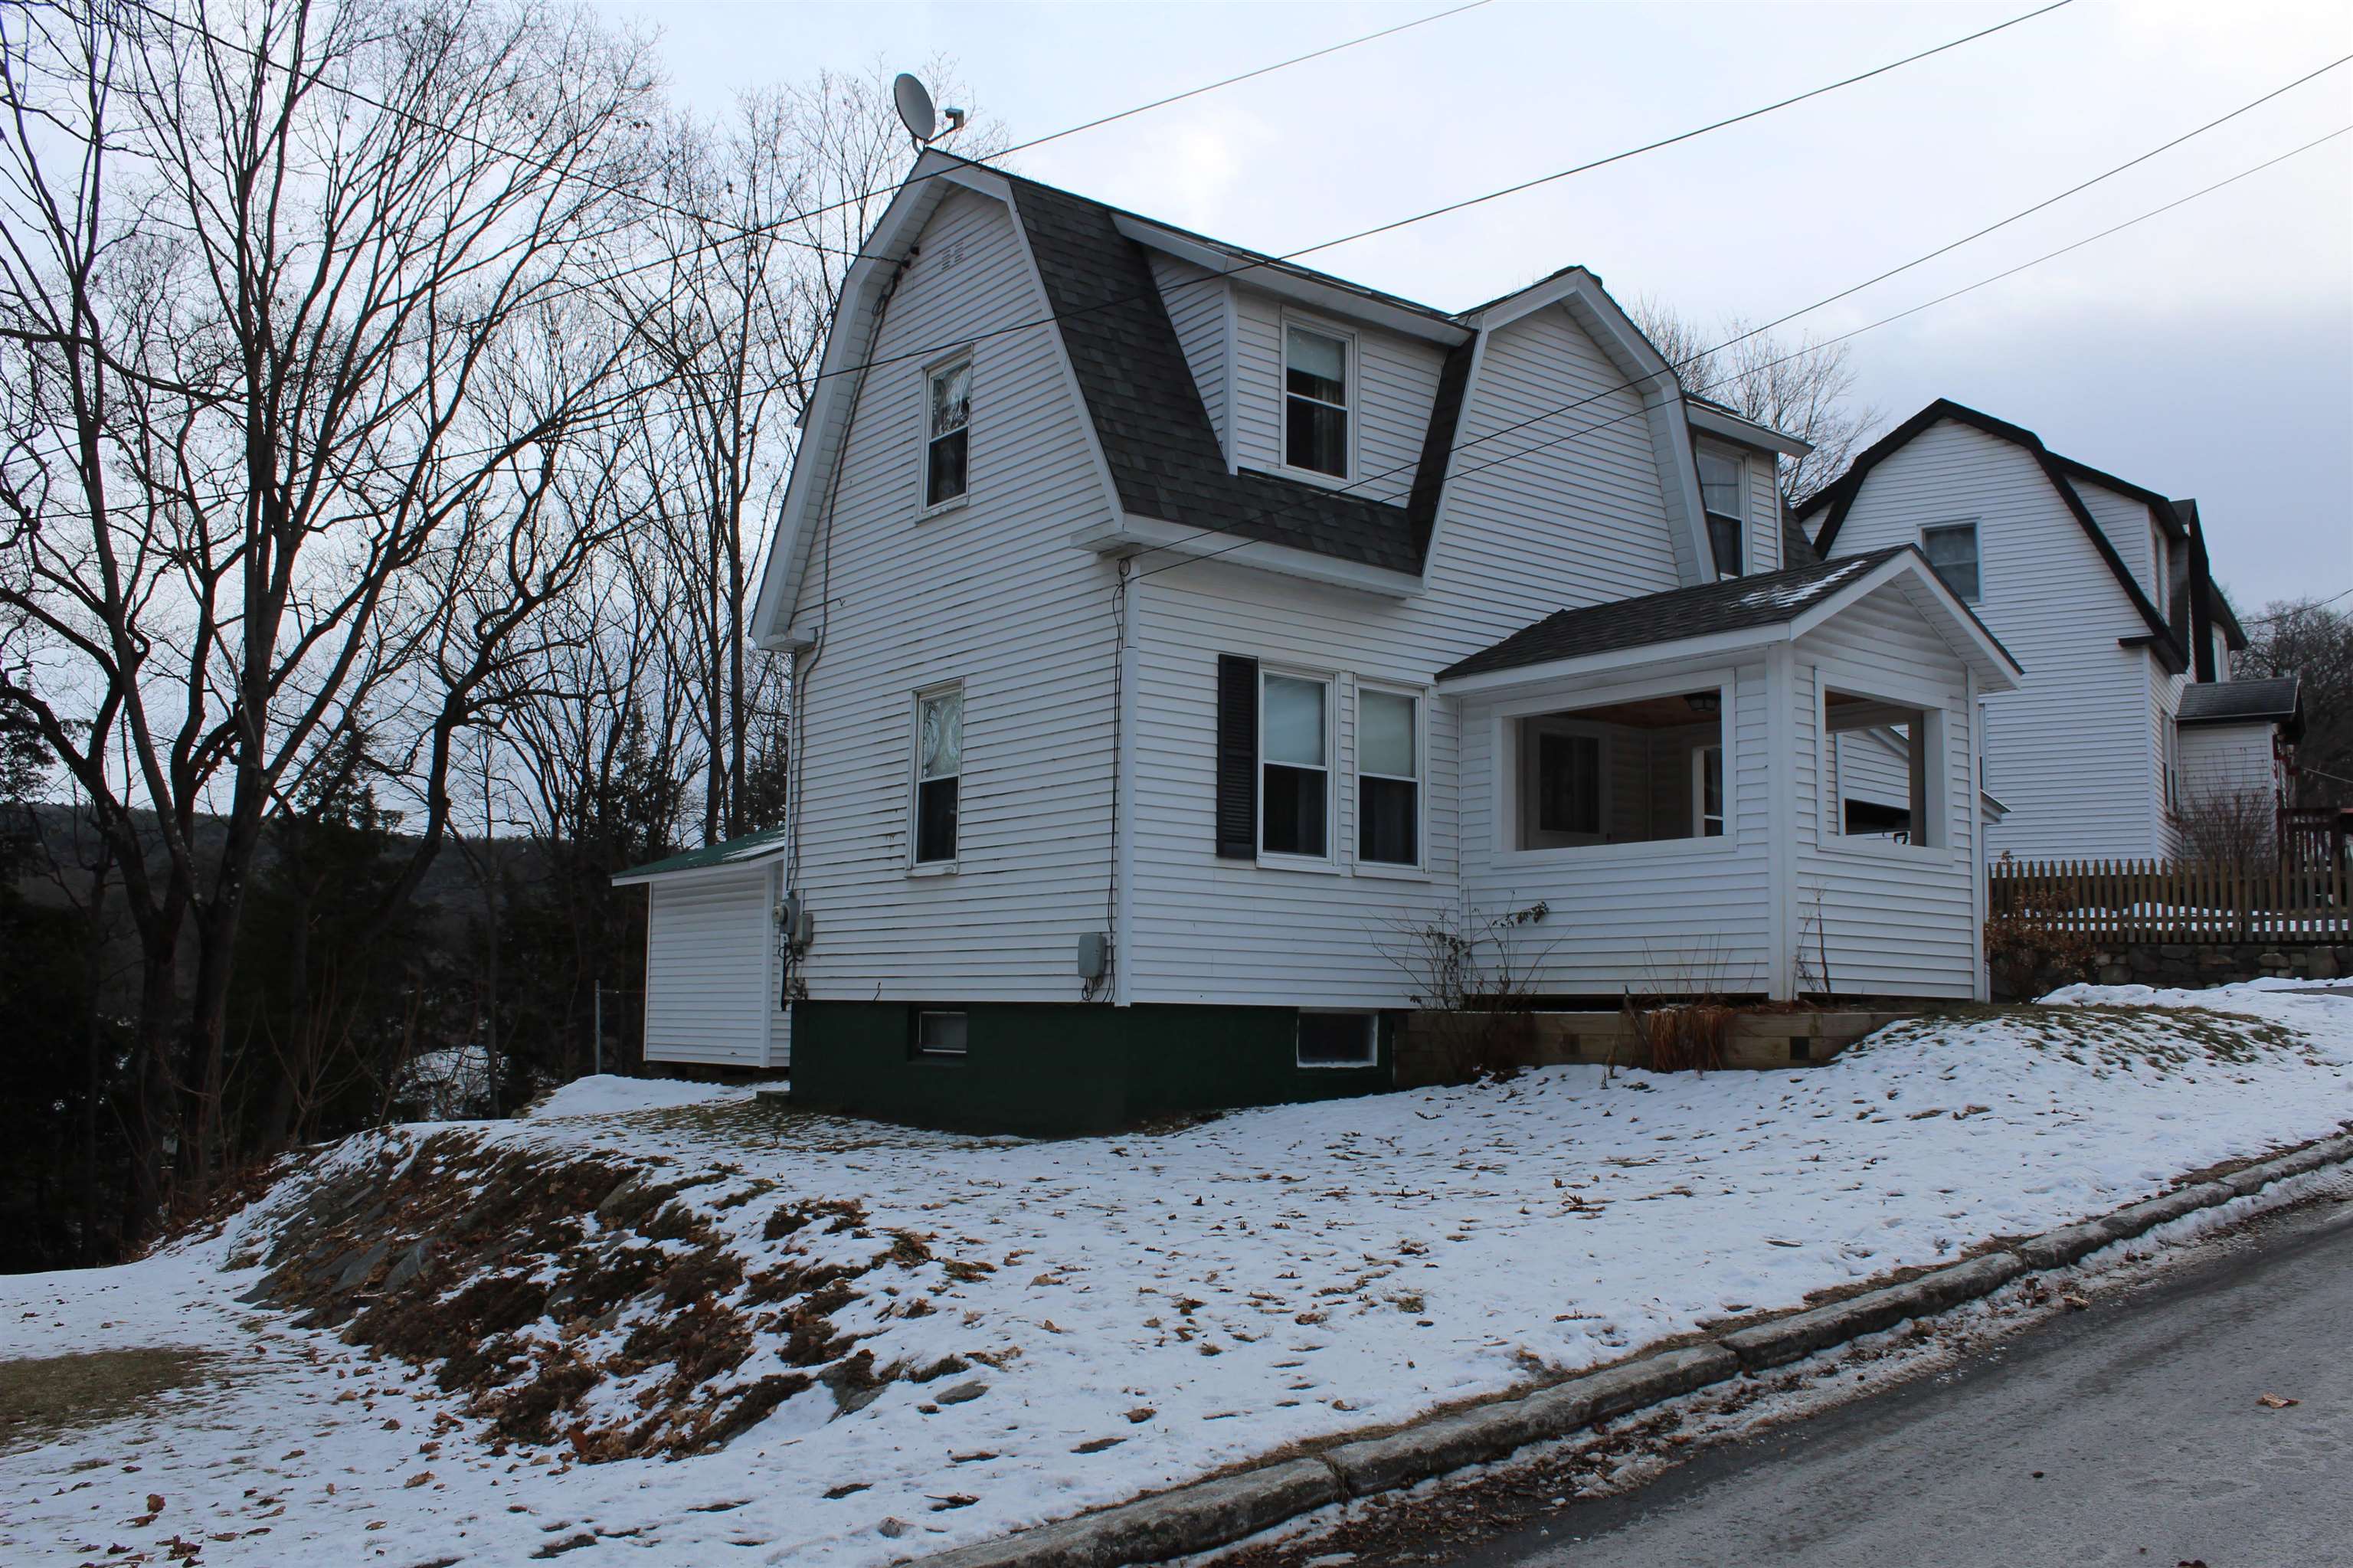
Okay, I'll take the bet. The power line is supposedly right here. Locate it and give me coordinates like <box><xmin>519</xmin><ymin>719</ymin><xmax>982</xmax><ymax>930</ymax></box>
<box><xmin>103</xmin><ymin>0</ymin><xmax>1495</xmax><ymax>258</ymax></box>
<box><xmin>1127</xmin><ymin>120</ymin><xmax>2353</xmax><ymax>589</ymax></box>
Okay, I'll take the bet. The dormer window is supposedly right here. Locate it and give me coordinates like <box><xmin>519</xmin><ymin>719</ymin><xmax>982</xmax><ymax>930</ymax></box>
<box><xmin>1284</xmin><ymin>324</ymin><xmax>1350</xmax><ymax>479</ymax></box>
<box><xmin>925</xmin><ymin>355</ymin><xmax>972</xmax><ymax>509</ymax></box>
<box><xmin>1697</xmin><ymin>447</ymin><xmax>1743</xmax><ymax>576</ymax></box>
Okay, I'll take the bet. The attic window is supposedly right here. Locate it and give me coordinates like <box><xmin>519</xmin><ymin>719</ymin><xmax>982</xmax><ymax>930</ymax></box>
<box><xmin>1921</xmin><ymin>522</ymin><xmax>1979</xmax><ymax>602</ymax></box>
<box><xmin>1697</xmin><ymin>447</ymin><xmax>1743</xmax><ymax>577</ymax></box>
<box><xmin>1284</xmin><ymin>325</ymin><xmax>1349</xmax><ymax>478</ymax></box>
<box><xmin>925</xmin><ymin>355</ymin><xmax>971</xmax><ymax>508</ymax></box>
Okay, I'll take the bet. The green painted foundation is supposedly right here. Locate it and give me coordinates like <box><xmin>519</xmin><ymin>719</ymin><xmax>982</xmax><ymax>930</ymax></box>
<box><xmin>788</xmin><ymin>1001</ymin><xmax>1395</xmax><ymax>1135</ymax></box>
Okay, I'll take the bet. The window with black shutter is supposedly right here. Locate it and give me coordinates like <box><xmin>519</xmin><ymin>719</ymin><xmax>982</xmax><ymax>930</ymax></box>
<box><xmin>1215</xmin><ymin>655</ymin><xmax>1258</xmax><ymax>858</ymax></box>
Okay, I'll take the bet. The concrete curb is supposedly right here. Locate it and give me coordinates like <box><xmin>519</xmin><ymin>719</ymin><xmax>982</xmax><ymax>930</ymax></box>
<box><xmin>908</xmin><ymin>1129</ymin><xmax>2353</xmax><ymax>1568</ymax></box>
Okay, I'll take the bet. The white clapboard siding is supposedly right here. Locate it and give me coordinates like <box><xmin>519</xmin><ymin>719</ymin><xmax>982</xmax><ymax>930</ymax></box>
<box><xmin>1792</xmin><ymin>585</ymin><xmax>1979</xmax><ymax>997</ymax></box>
<box><xmin>1818</xmin><ymin>417</ymin><xmax>2163</xmax><ymax>861</ymax></box>
<box><xmin>1455</xmin><ymin>657</ymin><xmax>1777</xmax><ymax>997</ymax></box>
<box><xmin>646</xmin><ymin>872</ymin><xmax>774</xmax><ymax>1067</ymax></box>
<box><xmin>2179</xmin><ymin>723</ymin><xmax>2279</xmax><ymax>806</ymax></box>
<box><xmin>1226</xmin><ymin>286</ymin><xmax>1445</xmax><ymax>506</ymax></box>
<box><xmin>1150</xmin><ymin>252</ymin><xmax>1230</xmax><ymax>460</ymax></box>
<box><xmin>1123</xmin><ymin>288</ymin><xmax>1735</xmax><ymax>1009</ymax></box>
<box><xmin>1746</xmin><ymin>447</ymin><xmax>1782</xmax><ymax>575</ymax></box>
<box><xmin>2073</xmin><ymin>480</ymin><xmax>2163</xmax><ymax>603</ymax></box>
<box><xmin>787</xmin><ymin>184</ymin><xmax>1124</xmax><ymax>1003</ymax></box>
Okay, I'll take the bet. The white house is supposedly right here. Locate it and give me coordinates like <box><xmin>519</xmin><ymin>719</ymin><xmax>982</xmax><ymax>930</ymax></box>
<box><xmin>656</xmin><ymin>154</ymin><xmax>2020</xmax><ymax>1131</ymax></box>
<box><xmin>1800</xmin><ymin>401</ymin><xmax>2302</xmax><ymax>865</ymax></box>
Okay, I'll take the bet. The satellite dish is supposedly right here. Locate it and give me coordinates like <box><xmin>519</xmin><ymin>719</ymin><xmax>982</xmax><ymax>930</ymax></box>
<box><xmin>893</xmin><ymin>74</ymin><xmax>937</xmax><ymax>145</ymax></box>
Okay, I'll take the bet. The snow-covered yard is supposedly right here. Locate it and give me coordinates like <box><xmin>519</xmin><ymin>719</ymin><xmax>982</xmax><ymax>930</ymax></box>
<box><xmin>6</xmin><ymin>983</ymin><xmax>2353</xmax><ymax>1567</ymax></box>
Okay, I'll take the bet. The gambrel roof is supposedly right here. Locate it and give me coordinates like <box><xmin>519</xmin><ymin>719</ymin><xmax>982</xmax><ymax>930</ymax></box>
<box><xmin>1798</xmin><ymin>399</ymin><xmax>2189</xmax><ymax>673</ymax></box>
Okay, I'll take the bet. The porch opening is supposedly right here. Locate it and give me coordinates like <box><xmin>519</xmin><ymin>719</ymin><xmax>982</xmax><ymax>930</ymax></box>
<box><xmin>1824</xmin><ymin>689</ymin><xmax>1942</xmax><ymax>847</ymax></box>
<box><xmin>1511</xmin><ymin>687</ymin><xmax>1726</xmax><ymax>851</ymax></box>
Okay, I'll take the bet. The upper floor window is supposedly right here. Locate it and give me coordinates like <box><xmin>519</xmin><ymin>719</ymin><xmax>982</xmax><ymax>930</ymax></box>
<box><xmin>913</xmin><ymin>685</ymin><xmax>962</xmax><ymax>865</ymax></box>
<box><xmin>1284</xmin><ymin>325</ymin><xmax>1350</xmax><ymax>479</ymax></box>
<box><xmin>925</xmin><ymin>356</ymin><xmax>972</xmax><ymax>509</ymax></box>
<box><xmin>1922</xmin><ymin>522</ymin><xmax>1980</xmax><ymax>603</ymax></box>
<box><xmin>1697</xmin><ymin>447</ymin><xmax>1743</xmax><ymax>576</ymax></box>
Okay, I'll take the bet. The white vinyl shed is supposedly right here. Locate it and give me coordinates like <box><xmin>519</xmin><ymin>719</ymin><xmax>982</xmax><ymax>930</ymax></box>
<box><xmin>612</xmin><ymin>828</ymin><xmax>790</xmax><ymax>1071</ymax></box>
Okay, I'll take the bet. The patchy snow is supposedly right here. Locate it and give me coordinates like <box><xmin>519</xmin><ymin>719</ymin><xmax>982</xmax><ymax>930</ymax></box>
<box><xmin>520</xmin><ymin>1072</ymin><xmax>763</xmax><ymax>1121</ymax></box>
<box><xmin>5</xmin><ymin>984</ymin><xmax>2352</xmax><ymax>1566</ymax></box>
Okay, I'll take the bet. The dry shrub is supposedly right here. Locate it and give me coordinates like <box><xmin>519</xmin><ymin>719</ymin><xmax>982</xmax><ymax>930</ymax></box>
<box><xmin>1638</xmin><ymin>1003</ymin><xmax>1734</xmax><ymax>1073</ymax></box>
<box><xmin>1984</xmin><ymin>912</ymin><xmax>2100</xmax><ymax>1000</ymax></box>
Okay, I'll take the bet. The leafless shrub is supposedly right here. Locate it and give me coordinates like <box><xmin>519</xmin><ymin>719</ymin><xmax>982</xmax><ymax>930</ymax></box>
<box><xmin>1383</xmin><ymin>901</ymin><xmax>1553</xmax><ymax>1083</ymax></box>
<box><xmin>1983</xmin><ymin>912</ymin><xmax>2100</xmax><ymax>1001</ymax></box>
<box><xmin>2174</xmin><ymin>787</ymin><xmax>2277</xmax><ymax>872</ymax></box>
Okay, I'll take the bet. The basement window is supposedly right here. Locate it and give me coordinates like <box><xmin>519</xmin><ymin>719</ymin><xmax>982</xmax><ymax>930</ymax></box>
<box><xmin>915</xmin><ymin>1010</ymin><xmax>968</xmax><ymax>1059</ymax></box>
<box><xmin>1297</xmin><ymin>1011</ymin><xmax>1376</xmax><ymax>1068</ymax></box>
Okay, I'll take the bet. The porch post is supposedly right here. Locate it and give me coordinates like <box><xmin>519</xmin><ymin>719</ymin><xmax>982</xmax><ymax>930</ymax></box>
<box><xmin>1764</xmin><ymin>642</ymin><xmax>1797</xmax><ymax>1001</ymax></box>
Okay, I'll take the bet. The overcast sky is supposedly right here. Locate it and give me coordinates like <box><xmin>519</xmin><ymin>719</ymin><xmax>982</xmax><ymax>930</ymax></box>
<box><xmin>610</xmin><ymin>0</ymin><xmax>2353</xmax><ymax>614</ymax></box>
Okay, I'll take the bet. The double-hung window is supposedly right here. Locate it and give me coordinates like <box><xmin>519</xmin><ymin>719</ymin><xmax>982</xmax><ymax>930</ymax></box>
<box><xmin>1284</xmin><ymin>324</ymin><xmax>1350</xmax><ymax>478</ymax></box>
<box><xmin>1697</xmin><ymin>447</ymin><xmax>1743</xmax><ymax>577</ymax></box>
<box><xmin>912</xmin><ymin>685</ymin><xmax>962</xmax><ymax>865</ymax></box>
<box><xmin>925</xmin><ymin>355</ymin><xmax>972</xmax><ymax>508</ymax></box>
<box><xmin>1260</xmin><ymin>671</ymin><xmax>1330</xmax><ymax>859</ymax></box>
<box><xmin>1357</xmin><ymin>687</ymin><xmax>1419</xmax><ymax>866</ymax></box>
<box><xmin>1922</xmin><ymin>522</ymin><xmax>1980</xmax><ymax>602</ymax></box>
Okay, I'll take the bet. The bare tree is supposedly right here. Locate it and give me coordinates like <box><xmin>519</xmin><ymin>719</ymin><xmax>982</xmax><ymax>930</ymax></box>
<box><xmin>2237</xmin><ymin>596</ymin><xmax>2350</xmax><ymax>809</ymax></box>
<box><xmin>0</xmin><ymin>0</ymin><xmax>667</xmax><ymax>1229</ymax></box>
<box><xmin>2174</xmin><ymin>786</ymin><xmax>2279</xmax><ymax>870</ymax></box>
<box><xmin>1631</xmin><ymin>299</ymin><xmax>1883</xmax><ymax>508</ymax></box>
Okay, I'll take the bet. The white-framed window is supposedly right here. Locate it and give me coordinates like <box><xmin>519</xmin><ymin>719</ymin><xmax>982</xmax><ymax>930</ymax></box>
<box><xmin>915</xmin><ymin>1010</ymin><xmax>968</xmax><ymax>1058</ymax></box>
<box><xmin>1521</xmin><ymin>723</ymin><xmax>1606</xmax><ymax>846</ymax></box>
<box><xmin>1282</xmin><ymin>320</ymin><xmax>1350</xmax><ymax>479</ymax></box>
<box><xmin>1697</xmin><ymin>445</ymin><xmax>1744</xmax><ymax>577</ymax></box>
<box><xmin>1693</xmin><ymin>742</ymin><xmax>1725</xmax><ymax>837</ymax></box>
<box><xmin>1921</xmin><ymin>522</ymin><xmax>1980</xmax><ymax>603</ymax></box>
<box><xmin>1259</xmin><ymin>669</ymin><xmax>1332</xmax><ymax>859</ymax></box>
<box><xmin>1296</xmin><ymin>1010</ymin><xmax>1376</xmax><ymax>1068</ymax></box>
<box><xmin>924</xmin><ymin>353</ymin><xmax>973</xmax><ymax>509</ymax></box>
<box><xmin>1356</xmin><ymin>686</ymin><xmax>1420</xmax><ymax>867</ymax></box>
<box><xmin>911</xmin><ymin>683</ymin><xmax>963</xmax><ymax>866</ymax></box>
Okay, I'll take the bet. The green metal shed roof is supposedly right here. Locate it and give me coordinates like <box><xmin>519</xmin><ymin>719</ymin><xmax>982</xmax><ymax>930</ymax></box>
<box><xmin>610</xmin><ymin>825</ymin><xmax>788</xmax><ymax>885</ymax></box>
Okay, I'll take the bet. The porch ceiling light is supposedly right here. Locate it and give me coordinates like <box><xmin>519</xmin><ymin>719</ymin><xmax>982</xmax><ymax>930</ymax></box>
<box><xmin>1685</xmin><ymin>692</ymin><xmax>1720</xmax><ymax>715</ymax></box>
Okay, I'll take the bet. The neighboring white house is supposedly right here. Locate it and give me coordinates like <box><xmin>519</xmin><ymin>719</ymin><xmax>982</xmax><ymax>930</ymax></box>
<box><xmin>612</xmin><ymin>827</ymin><xmax>793</xmax><ymax>1071</ymax></box>
<box><xmin>1799</xmin><ymin>401</ymin><xmax>2302</xmax><ymax>864</ymax></box>
<box><xmin>686</xmin><ymin>153</ymin><xmax>2018</xmax><ymax>1130</ymax></box>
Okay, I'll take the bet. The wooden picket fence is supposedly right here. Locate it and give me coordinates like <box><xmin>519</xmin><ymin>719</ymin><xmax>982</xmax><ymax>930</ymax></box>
<box><xmin>1989</xmin><ymin>858</ymin><xmax>2351</xmax><ymax>942</ymax></box>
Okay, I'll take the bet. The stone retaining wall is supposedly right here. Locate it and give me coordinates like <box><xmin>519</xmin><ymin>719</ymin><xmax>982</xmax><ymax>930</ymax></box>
<box><xmin>1995</xmin><ymin>941</ymin><xmax>2351</xmax><ymax>1002</ymax></box>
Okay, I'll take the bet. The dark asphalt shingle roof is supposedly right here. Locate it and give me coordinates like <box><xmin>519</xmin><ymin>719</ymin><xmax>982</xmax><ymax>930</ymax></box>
<box><xmin>2177</xmin><ymin>676</ymin><xmax>2301</xmax><ymax>729</ymax></box>
<box><xmin>1006</xmin><ymin>177</ymin><xmax>1428</xmax><ymax>575</ymax></box>
<box><xmin>1439</xmin><ymin>548</ymin><xmax>1902</xmax><ymax>681</ymax></box>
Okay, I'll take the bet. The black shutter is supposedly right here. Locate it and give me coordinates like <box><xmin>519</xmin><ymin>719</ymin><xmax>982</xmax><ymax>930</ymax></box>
<box><xmin>1215</xmin><ymin>654</ymin><xmax>1258</xmax><ymax>859</ymax></box>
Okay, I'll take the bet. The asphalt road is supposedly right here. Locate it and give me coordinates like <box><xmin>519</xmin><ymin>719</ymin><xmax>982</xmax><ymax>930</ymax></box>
<box><xmin>1445</xmin><ymin>1187</ymin><xmax>2353</xmax><ymax>1568</ymax></box>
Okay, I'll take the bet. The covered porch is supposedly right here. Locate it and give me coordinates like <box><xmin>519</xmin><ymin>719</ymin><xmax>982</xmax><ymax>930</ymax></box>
<box><xmin>1437</xmin><ymin>549</ymin><xmax>2021</xmax><ymax>1001</ymax></box>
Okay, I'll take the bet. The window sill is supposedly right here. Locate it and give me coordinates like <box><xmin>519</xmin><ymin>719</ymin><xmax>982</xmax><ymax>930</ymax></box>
<box><xmin>1243</xmin><ymin>460</ymin><xmax>1355</xmax><ymax>493</ymax></box>
<box><xmin>908</xmin><ymin>861</ymin><xmax>960</xmax><ymax>878</ymax></box>
<box><xmin>1493</xmin><ymin>836</ymin><xmax>1739</xmax><ymax>869</ymax></box>
<box><xmin>1296</xmin><ymin>1057</ymin><xmax>1379</xmax><ymax>1070</ymax></box>
<box><xmin>1818</xmin><ymin>838</ymin><xmax>1954</xmax><ymax>865</ymax></box>
<box><xmin>1253</xmin><ymin>853</ymin><xmax>1345</xmax><ymax>876</ymax></box>
<box><xmin>916</xmin><ymin>494</ymin><xmax>970</xmax><ymax>522</ymax></box>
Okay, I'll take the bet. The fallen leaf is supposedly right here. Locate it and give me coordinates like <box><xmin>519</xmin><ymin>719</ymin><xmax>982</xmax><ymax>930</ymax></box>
<box><xmin>2256</xmin><ymin>1393</ymin><xmax>2299</xmax><ymax>1409</ymax></box>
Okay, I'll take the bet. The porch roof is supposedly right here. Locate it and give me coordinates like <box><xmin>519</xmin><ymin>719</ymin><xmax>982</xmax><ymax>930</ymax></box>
<box><xmin>2178</xmin><ymin>676</ymin><xmax>2302</xmax><ymax>740</ymax></box>
<box><xmin>1438</xmin><ymin>545</ymin><xmax>2022</xmax><ymax>693</ymax></box>
<box><xmin>611</xmin><ymin>825</ymin><xmax>788</xmax><ymax>886</ymax></box>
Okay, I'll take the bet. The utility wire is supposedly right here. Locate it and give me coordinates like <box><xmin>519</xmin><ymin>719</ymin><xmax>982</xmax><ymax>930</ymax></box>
<box><xmin>103</xmin><ymin>0</ymin><xmax>1494</xmax><ymax>257</ymax></box>
<box><xmin>1127</xmin><ymin>121</ymin><xmax>2353</xmax><ymax>589</ymax></box>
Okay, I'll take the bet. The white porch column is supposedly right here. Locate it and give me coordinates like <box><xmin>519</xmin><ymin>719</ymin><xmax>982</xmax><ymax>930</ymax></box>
<box><xmin>1764</xmin><ymin>641</ymin><xmax>1797</xmax><ymax>1001</ymax></box>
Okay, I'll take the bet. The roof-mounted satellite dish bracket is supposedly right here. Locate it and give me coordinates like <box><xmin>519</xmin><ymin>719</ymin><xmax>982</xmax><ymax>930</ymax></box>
<box><xmin>893</xmin><ymin>74</ymin><xmax>967</xmax><ymax>149</ymax></box>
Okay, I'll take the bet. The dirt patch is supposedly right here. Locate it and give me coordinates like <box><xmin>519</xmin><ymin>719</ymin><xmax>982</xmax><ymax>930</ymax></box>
<box><xmin>0</xmin><ymin>1347</ymin><xmax>226</xmax><ymax>1449</ymax></box>
<box><xmin>233</xmin><ymin>1128</ymin><xmax>993</xmax><ymax>1465</ymax></box>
